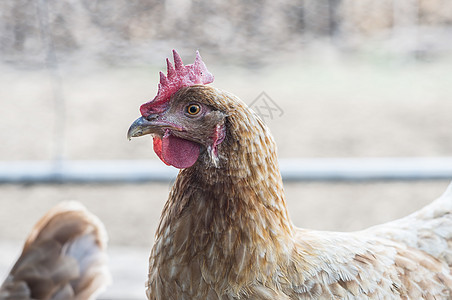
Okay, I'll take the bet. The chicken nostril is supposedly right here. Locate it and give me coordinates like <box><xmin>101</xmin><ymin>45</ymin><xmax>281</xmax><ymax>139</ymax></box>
<box><xmin>146</xmin><ymin>113</ymin><xmax>159</xmax><ymax>121</ymax></box>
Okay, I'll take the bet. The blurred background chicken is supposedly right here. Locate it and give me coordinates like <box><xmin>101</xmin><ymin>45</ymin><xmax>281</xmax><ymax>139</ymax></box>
<box><xmin>128</xmin><ymin>51</ymin><xmax>452</xmax><ymax>299</ymax></box>
<box><xmin>0</xmin><ymin>202</ymin><xmax>110</xmax><ymax>300</ymax></box>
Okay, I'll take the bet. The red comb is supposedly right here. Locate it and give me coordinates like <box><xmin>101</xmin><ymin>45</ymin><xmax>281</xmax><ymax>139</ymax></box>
<box><xmin>140</xmin><ymin>50</ymin><xmax>214</xmax><ymax>117</ymax></box>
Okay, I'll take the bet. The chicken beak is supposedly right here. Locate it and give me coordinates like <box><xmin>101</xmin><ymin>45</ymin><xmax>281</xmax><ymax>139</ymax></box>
<box><xmin>127</xmin><ymin>116</ymin><xmax>155</xmax><ymax>140</ymax></box>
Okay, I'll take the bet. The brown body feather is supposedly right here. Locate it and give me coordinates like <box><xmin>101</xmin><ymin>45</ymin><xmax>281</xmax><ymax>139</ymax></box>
<box><xmin>0</xmin><ymin>202</ymin><xmax>110</xmax><ymax>300</ymax></box>
<box><xmin>145</xmin><ymin>86</ymin><xmax>452</xmax><ymax>299</ymax></box>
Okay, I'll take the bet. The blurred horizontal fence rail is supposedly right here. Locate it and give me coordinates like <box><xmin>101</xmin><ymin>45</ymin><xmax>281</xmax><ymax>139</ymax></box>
<box><xmin>0</xmin><ymin>158</ymin><xmax>452</xmax><ymax>184</ymax></box>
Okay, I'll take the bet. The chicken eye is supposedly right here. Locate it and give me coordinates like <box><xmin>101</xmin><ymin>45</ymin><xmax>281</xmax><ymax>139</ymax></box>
<box><xmin>186</xmin><ymin>104</ymin><xmax>201</xmax><ymax>116</ymax></box>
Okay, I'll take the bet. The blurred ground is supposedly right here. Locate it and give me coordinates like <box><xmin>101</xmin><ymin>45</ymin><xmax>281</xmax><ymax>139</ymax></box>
<box><xmin>1</xmin><ymin>51</ymin><xmax>452</xmax><ymax>298</ymax></box>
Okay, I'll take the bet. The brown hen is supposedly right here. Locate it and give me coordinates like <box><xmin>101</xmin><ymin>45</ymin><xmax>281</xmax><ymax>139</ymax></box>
<box><xmin>128</xmin><ymin>50</ymin><xmax>452</xmax><ymax>299</ymax></box>
<box><xmin>0</xmin><ymin>202</ymin><xmax>110</xmax><ymax>300</ymax></box>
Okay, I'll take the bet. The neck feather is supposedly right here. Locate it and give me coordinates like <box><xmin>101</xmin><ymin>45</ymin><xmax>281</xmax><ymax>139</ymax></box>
<box><xmin>162</xmin><ymin>92</ymin><xmax>293</xmax><ymax>238</ymax></box>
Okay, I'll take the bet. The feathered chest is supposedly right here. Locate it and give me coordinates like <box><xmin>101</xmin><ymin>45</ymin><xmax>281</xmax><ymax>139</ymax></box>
<box><xmin>146</xmin><ymin>174</ymin><xmax>295</xmax><ymax>299</ymax></box>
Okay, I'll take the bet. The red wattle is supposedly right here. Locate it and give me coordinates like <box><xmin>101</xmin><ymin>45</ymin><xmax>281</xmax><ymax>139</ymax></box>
<box><xmin>153</xmin><ymin>133</ymin><xmax>200</xmax><ymax>169</ymax></box>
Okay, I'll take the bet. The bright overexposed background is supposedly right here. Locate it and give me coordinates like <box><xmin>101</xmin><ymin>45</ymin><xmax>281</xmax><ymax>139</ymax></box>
<box><xmin>1</xmin><ymin>1</ymin><xmax>452</xmax><ymax>298</ymax></box>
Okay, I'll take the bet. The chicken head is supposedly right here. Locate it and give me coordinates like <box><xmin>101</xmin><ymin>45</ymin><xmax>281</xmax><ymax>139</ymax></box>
<box><xmin>128</xmin><ymin>51</ymin><xmax>226</xmax><ymax>169</ymax></box>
